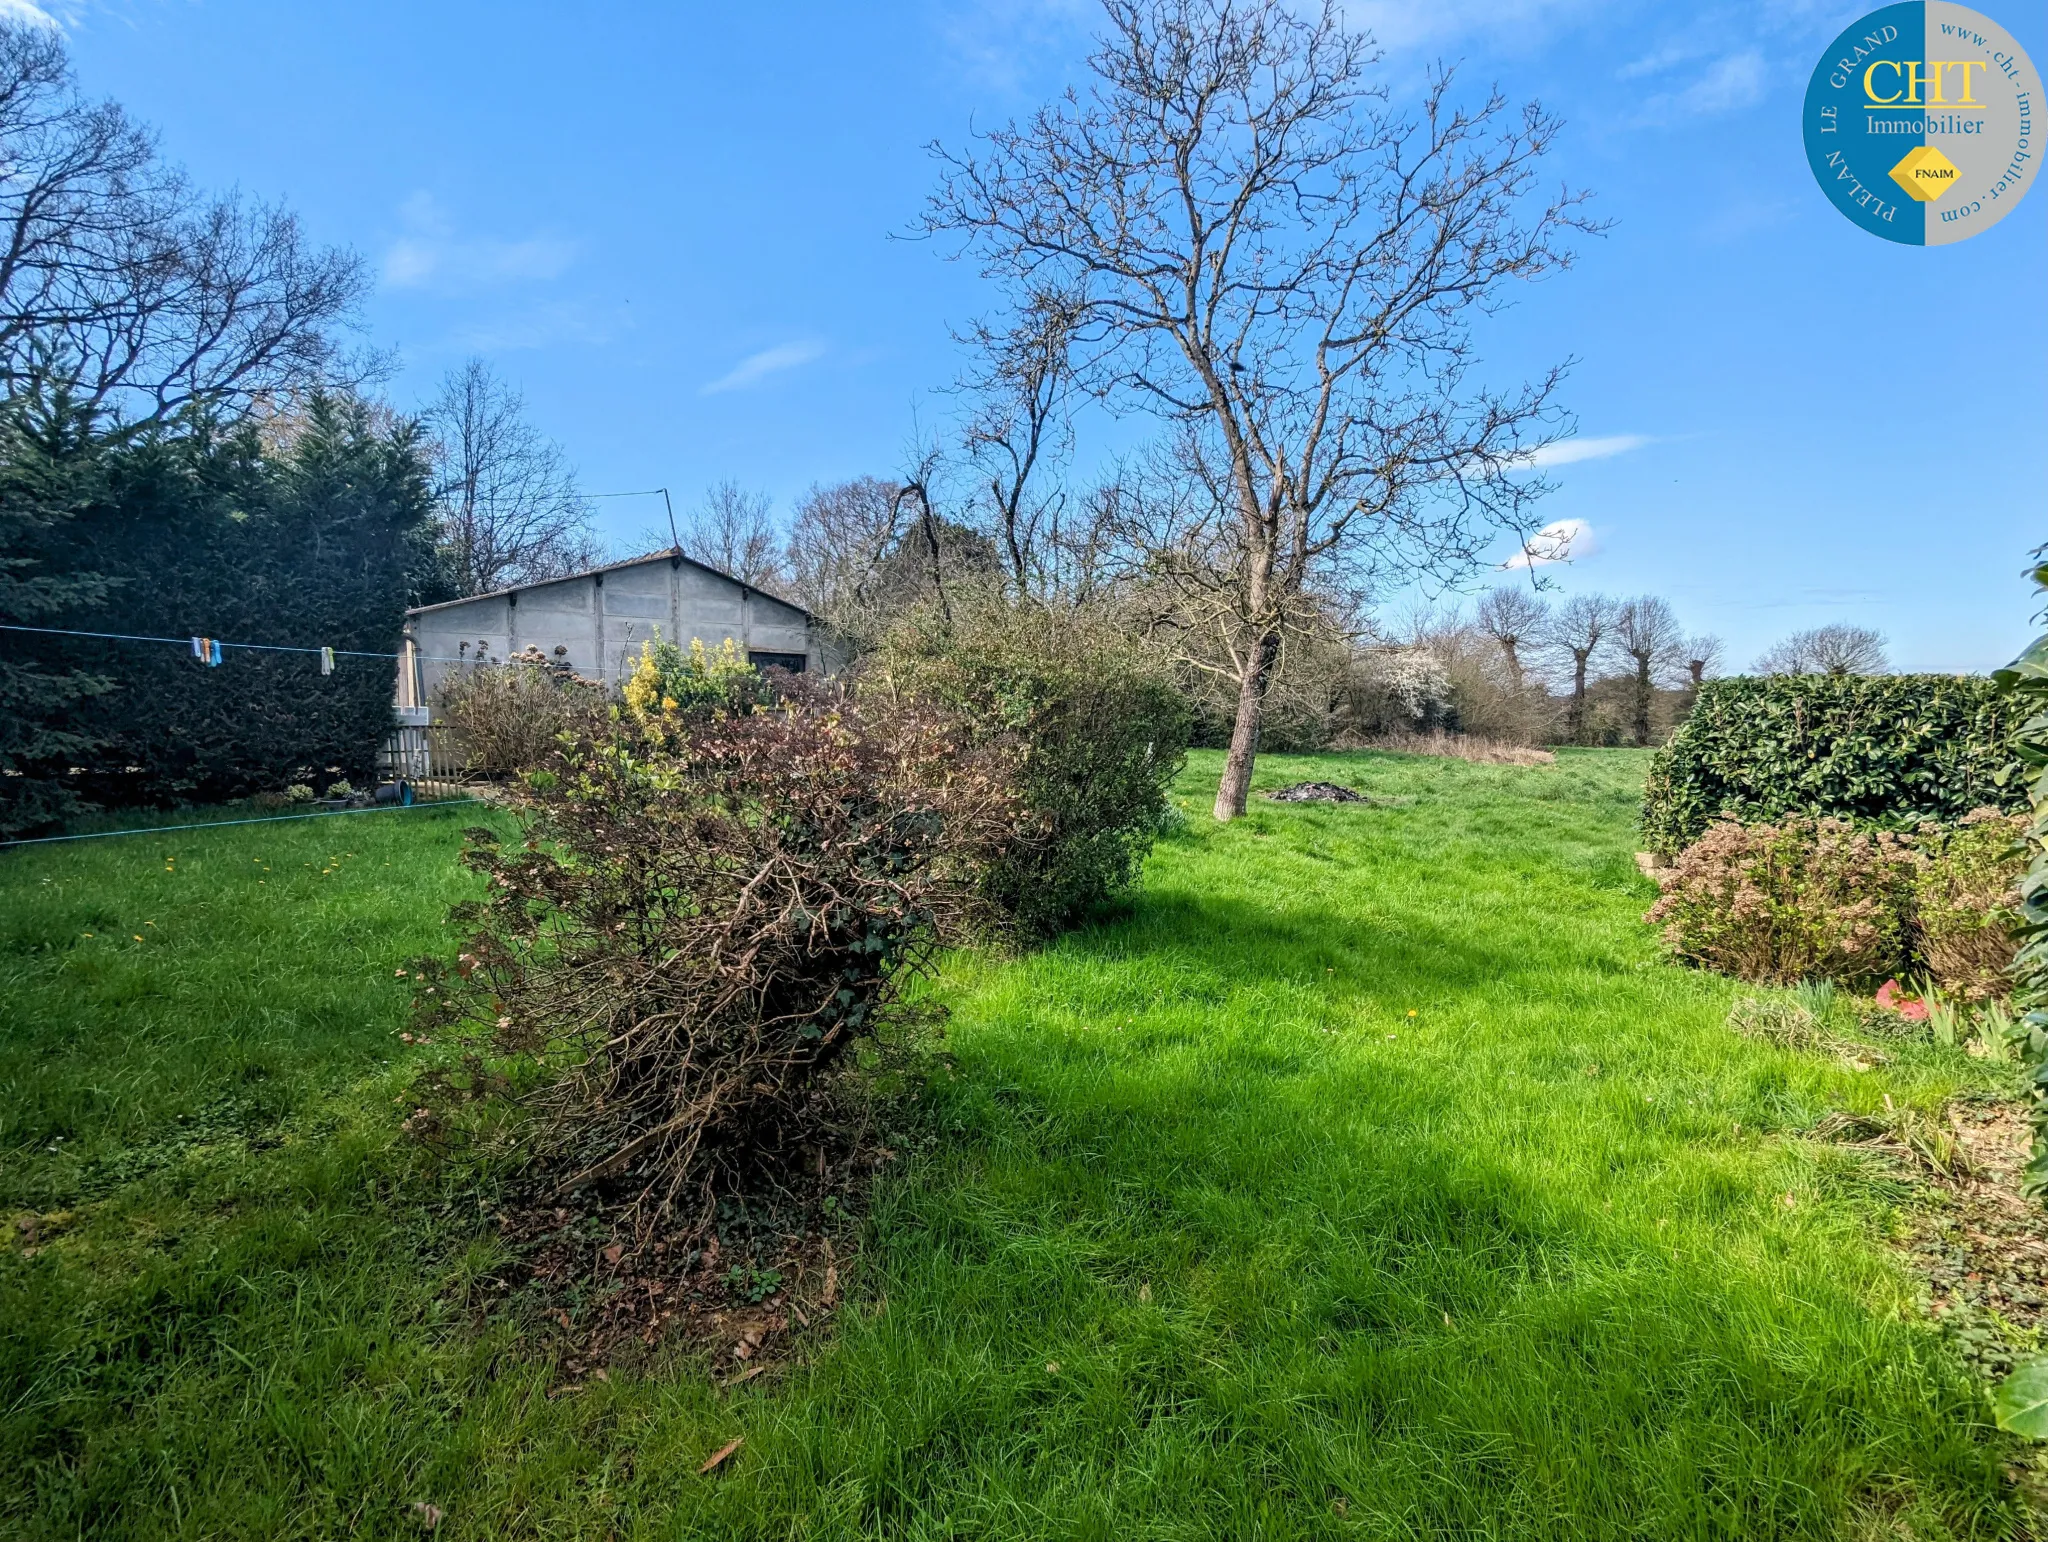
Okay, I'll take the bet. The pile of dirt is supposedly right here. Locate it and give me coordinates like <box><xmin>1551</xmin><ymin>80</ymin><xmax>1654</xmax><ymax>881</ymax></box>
<box><xmin>1265</xmin><ymin>782</ymin><xmax>1367</xmax><ymax>803</ymax></box>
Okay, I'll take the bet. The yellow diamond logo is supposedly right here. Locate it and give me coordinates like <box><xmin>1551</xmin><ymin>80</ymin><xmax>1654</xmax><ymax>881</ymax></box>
<box><xmin>1890</xmin><ymin>144</ymin><xmax>1961</xmax><ymax>202</ymax></box>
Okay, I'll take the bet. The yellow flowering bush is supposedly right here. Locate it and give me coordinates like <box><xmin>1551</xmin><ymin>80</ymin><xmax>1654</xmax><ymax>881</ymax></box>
<box><xmin>622</xmin><ymin>634</ymin><xmax>763</xmax><ymax>723</ymax></box>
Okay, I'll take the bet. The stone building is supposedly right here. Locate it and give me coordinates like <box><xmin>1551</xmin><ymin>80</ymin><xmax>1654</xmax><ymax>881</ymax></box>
<box><xmin>395</xmin><ymin>548</ymin><xmax>817</xmax><ymax>722</ymax></box>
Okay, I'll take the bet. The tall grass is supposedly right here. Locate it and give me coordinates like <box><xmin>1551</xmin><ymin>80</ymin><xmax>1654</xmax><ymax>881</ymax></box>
<box><xmin>0</xmin><ymin>752</ymin><xmax>2026</xmax><ymax>1538</ymax></box>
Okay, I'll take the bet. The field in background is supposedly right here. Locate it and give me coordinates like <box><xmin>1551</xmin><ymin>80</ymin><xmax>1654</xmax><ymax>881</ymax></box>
<box><xmin>0</xmin><ymin>751</ymin><xmax>2027</xmax><ymax>1538</ymax></box>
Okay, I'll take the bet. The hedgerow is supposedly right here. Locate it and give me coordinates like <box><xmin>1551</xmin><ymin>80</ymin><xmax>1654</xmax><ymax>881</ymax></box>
<box><xmin>1641</xmin><ymin>674</ymin><xmax>2025</xmax><ymax>856</ymax></box>
<box><xmin>0</xmin><ymin>389</ymin><xmax>441</xmax><ymax>829</ymax></box>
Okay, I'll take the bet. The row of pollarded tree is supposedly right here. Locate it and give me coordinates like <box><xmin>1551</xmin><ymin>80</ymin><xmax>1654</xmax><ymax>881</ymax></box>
<box><xmin>1228</xmin><ymin>595</ymin><xmax>1892</xmax><ymax>752</ymax></box>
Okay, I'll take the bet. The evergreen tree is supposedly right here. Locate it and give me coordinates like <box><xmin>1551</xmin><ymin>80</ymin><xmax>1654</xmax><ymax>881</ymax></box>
<box><xmin>0</xmin><ymin>376</ymin><xmax>118</xmax><ymax>834</ymax></box>
<box><xmin>0</xmin><ymin>389</ymin><xmax>438</xmax><ymax>827</ymax></box>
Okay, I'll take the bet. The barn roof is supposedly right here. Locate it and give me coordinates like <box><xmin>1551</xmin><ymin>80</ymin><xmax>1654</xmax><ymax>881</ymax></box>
<box><xmin>403</xmin><ymin>548</ymin><xmax>812</xmax><ymax>620</ymax></box>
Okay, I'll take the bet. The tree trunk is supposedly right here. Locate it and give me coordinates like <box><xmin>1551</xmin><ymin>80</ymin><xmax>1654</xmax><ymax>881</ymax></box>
<box><xmin>1632</xmin><ymin>658</ymin><xmax>1652</xmax><ymax>746</ymax></box>
<box><xmin>1567</xmin><ymin>653</ymin><xmax>1590</xmax><ymax>745</ymax></box>
<box><xmin>1212</xmin><ymin>631</ymin><xmax>1279</xmax><ymax>821</ymax></box>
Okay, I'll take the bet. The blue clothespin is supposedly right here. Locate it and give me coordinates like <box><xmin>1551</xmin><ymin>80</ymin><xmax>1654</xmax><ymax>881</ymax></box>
<box><xmin>208</xmin><ymin>639</ymin><xmax>223</xmax><ymax>667</ymax></box>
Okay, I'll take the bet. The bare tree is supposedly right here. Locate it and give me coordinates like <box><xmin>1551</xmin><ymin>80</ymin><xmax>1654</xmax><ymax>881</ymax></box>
<box><xmin>1754</xmin><ymin>623</ymin><xmax>1889</xmax><ymax>677</ymax></box>
<box><xmin>1683</xmin><ymin>633</ymin><xmax>1724</xmax><ymax>688</ymax></box>
<box><xmin>1475</xmin><ymin>586</ymin><xmax>1549</xmax><ymax>690</ymax></box>
<box><xmin>1612</xmin><ymin>595</ymin><xmax>1684</xmax><ymax>746</ymax></box>
<box><xmin>1544</xmin><ymin>593</ymin><xmax>1616</xmax><ymax>746</ymax></box>
<box><xmin>0</xmin><ymin>23</ymin><xmax>366</xmax><ymax>421</ymax></box>
<box><xmin>958</xmin><ymin>288</ymin><xmax>1082</xmax><ymax>598</ymax></box>
<box><xmin>423</xmin><ymin>358</ymin><xmax>597</xmax><ymax>596</ymax></box>
<box><xmin>683</xmin><ymin>480</ymin><xmax>785</xmax><ymax>590</ymax></box>
<box><xmin>786</xmin><ymin>475</ymin><xmax>904</xmax><ymax>629</ymax></box>
<box><xmin>923</xmin><ymin>0</ymin><xmax>1594</xmax><ymax>818</ymax></box>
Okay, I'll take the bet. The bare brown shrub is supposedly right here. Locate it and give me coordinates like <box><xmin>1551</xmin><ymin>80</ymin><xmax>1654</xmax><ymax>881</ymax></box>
<box><xmin>439</xmin><ymin>677</ymin><xmax>1020</xmax><ymax>1234</ymax></box>
<box><xmin>1644</xmin><ymin>817</ymin><xmax>1922</xmax><ymax>987</ymax></box>
<box><xmin>1914</xmin><ymin>807</ymin><xmax>2027</xmax><ymax>1000</ymax></box>
<box><xmin>431</xmin><ymin>647</ymin><xmax>606</xmax><ymax>777</ymax></box>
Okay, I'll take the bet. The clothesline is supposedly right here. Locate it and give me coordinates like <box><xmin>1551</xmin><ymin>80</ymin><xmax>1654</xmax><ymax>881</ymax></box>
<box><xmin>0</xmin><ymin>622</ymin><xmax>480</xmax><ymax>665</ymax></box>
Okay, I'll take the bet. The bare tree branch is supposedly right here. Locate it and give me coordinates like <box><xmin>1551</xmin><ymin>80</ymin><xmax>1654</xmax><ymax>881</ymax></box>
<box><xmin>1754</xmin><ymin>624</ymin><xmax>1889</xmax><ymax>677</ymax></box>
<box><xmin>423</xmin><ymin>358</ymin><xmax>597</xmax><ymax>596</ymax></box>
<box><xmin>0</xmin><ymin>22</ymin><xmax>366</xmax><ymax>421</ymax></box>
<box><xmin>682</xmin><ymin>480</ymin><xmax>786</xmax><ymax>591</ymax></box>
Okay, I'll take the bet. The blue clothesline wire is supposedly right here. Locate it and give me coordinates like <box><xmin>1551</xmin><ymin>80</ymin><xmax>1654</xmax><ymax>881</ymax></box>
<box><xmin>0</xmin><ymin>797</ymin><xmax>487</xmax><ymax>849</ymax></box>
<box><xmin>0</xmin><ymin>622</ymin><xmax>475</xmax><ymax>664</ymax></box>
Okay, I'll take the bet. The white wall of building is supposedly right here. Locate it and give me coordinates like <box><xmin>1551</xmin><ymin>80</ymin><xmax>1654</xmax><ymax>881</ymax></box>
<box><xmin>398</xmin><ymin>552</ymin><xmax>814</xmax><ymax>718</ymax></box>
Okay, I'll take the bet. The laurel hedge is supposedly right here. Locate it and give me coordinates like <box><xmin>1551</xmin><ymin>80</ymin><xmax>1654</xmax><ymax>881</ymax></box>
<box><xmin>1640</xmin><ymin>674</ymin><xmax>2027</xmax><ymax>856</ymax></box>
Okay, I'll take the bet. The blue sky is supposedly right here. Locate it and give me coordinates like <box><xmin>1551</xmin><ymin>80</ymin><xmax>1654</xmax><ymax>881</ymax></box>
<box><xmin>38</xmin><ymin>0</ymin><xmax>2048</xmax><ymax>671</ymax></box>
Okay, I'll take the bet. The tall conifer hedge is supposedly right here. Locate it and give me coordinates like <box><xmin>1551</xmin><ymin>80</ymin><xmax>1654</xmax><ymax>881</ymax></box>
<box><xmin>0</xmin><ymin>391</ymin><xmax>442</xmax><ymax>831</ymax></box>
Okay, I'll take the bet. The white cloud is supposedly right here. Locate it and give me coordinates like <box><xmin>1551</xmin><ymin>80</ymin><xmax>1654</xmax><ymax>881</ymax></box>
<box><xmin>1617</xmin><ymin>38</ymin><xmax>1711</xmax><ymax>81</ymax></box>
<box><xmin>442</xmin><ymin>301</ymin><xmax>624</xmax><ymax>354</ymax></box>
<box><xmin>1501</xmin><ymin>518</ymin><xmax>1597</xmax><ymax>569</ymax></box>
<box><xmin>381</xmin><ymin>193</ymin><xmax>576</xmax><ymax>291</ymax></box>
<box><xmin>0</xmin><ymin>0</ymin><xmax>62</xmax><ymax>26</ymax></box>
<box><xmin>1523</xmin><ymin>433</ymin><xmax>1650</xmax><ymax>469</ymax></box>
<box><xmin>1670</xmin><ymin>49</ymin><xmax>1767</xmax><ymax>113</ymax></box>
<box><xmin>699</xmin><ymin>340</ymin><xmax>826</xmax><ymax>396</ymax></box>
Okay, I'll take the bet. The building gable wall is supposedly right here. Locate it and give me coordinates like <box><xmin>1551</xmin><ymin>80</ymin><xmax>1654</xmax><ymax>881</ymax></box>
<box><xmin>399</xmin><ymin>555</ymin><xmax>815</xmax><ymax>717</ymax></box>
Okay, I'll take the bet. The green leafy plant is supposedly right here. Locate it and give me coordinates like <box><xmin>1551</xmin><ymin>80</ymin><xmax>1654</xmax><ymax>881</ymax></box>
<box><xmin>1985</xmin><ymin>549</ymin><xmax>2048</xmax><ymax>1435</ymax></box>
<box><xmin>1641</xmin><ymin>674</ymin><xmax>2025</xmax><ymax>856</ymax></box>
<box><xmin>1994</xmin><ymin>1358</ymin><xmax>2048</xmax><ymax>1440</ymax></box>
<box><xmin>722</xmin><ymin>1265</ymin><xmax>784</xmax><ymax>1304</ymax></box>
<box><xmin>1992</xmin><ymin>554</ymin><xmax>2048</xmax><ymax>1199</ymax></box>
<box><xmin>874</xmin><ymin>604</ymin><xmax>1189</xmax><ymax>941</ymax></box>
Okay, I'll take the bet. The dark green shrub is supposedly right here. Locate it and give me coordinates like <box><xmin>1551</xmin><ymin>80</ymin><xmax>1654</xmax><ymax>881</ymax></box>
<box><xmin>874</xmin><ymin>605</ymin><xmax>1189</xmax><ymax>940</ymax></box>
<box><xmin>1641</xmin><ymin>674</ymin><xmax>2024</xmax><ymax>856</ymax></box>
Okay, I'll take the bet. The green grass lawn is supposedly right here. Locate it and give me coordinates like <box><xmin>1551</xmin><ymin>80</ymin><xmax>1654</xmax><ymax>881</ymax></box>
<box><xmin>0</xmin><ymin>751</ymin><xmax>2029</xmax><ymax>1539</ymax></box>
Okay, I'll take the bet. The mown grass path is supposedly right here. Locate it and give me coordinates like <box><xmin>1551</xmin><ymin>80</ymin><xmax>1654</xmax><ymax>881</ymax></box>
<box><xmin>0</xmin><ymin>752</ymin><xmax>2026</xmax><ymax>1539</ymax></box>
